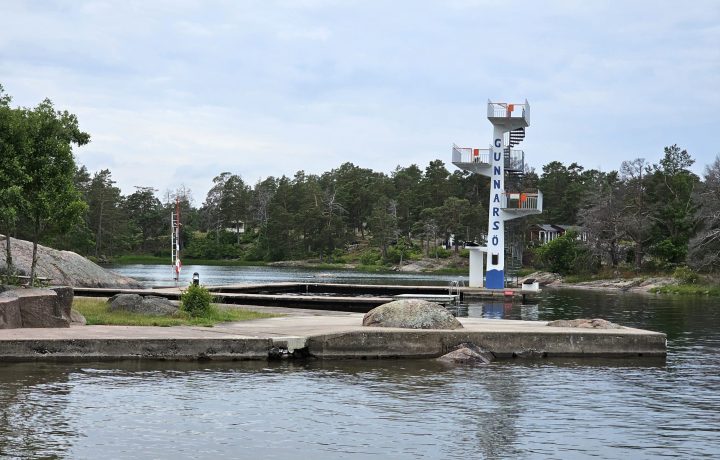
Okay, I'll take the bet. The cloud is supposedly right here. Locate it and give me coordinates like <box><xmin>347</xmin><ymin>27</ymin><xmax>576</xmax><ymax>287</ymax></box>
<box><xmin>1</xmin><ymin>0</ymin><xmax>718</xmax><ymax>201</ymax></box>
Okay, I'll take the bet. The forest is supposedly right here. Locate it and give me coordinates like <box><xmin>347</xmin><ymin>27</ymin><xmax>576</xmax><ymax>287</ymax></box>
<box><xmin>2</xmin><ymin>86</ymin><xmax>720</xmax><ymax>278</ymax></box>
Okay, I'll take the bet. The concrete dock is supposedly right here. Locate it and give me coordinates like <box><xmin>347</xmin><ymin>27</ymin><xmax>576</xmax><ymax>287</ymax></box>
<box><xmin>0</xmin><ymin>309</ymin><xmax>667</xmax><ymax>362</ymax></box>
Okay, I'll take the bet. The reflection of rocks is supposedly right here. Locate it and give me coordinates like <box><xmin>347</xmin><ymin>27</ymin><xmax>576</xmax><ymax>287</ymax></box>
<box><xmin>547</xmin><ymin>318</ymin><xmax>623</xmax><ymax>329</ymax></box>
<box><xmin>362</xmin><ymin>299</ymin><xmax>463</xmax><ymax>330</ymax></box>
<box><xmin>438</xmin><ymin>343</ymin><xmax>494</xmax><ymax>364</ymax></box>
<box><xmin>108</xmin><ymin>294</ymin><xmax>179</xmax><ymax>316</ymax></box>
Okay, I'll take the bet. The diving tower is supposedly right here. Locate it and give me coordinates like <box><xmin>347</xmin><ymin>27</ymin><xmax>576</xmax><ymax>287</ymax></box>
<box><xmin>452</xmin><ymin>100</ymin><xmax>542</xmax><ymax>289</ymax></box>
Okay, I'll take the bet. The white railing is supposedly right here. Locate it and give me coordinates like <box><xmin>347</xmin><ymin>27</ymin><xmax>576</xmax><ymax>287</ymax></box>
<box><xmin>487</xmin><ymin>99</ymin><xmax>530</xmax><ymax>124</ymax></box>
<box><xmin>452</xmin><ymin>144</ymin><xmax>524</xmax><ymax>170</ymax></box>
<box><xmin>501</xmin><ymin>190</ymin><xmax>543</xmax><ymax>212</ymax></box>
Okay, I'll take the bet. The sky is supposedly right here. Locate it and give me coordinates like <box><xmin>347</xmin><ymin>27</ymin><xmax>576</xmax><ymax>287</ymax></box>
<box><xmin>2</xmin><ymin>0</ymin><xmax>719</xmax><ymax>203</ymax></box>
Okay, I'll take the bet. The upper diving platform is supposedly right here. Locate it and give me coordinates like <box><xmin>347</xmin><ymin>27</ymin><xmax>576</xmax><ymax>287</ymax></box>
<box><xmin>487</xmin><ymin>99</ymin><xmax>530</xmax><ymax>130</ymax></box>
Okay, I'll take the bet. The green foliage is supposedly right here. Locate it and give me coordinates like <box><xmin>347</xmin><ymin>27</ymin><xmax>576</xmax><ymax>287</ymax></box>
<box><xmin>672</xmin><ymin>266</ymin><xmax>699</xmax><ymax>284</ymax></box>
<box><xmin>651</xmin><ymin>284</ymin><xmax>720</xmax><ymax>296</ymax></box>
<box><xmin>180</xmin><ymin>283</ymin><xmax>213</xmax><ymax>317</ymax></box>
<box><xmin>359</xmin><ymin>248</ymin><xmax>382</xmax><ymax>265</ymax></box>
<box><xmin>434</xmin><ymin>247</ymin><xmax>452</xmax><ymax>259</ymax></box>
<box><xmin>74</xmin><ymin>297</ymin><xmax>277</xmax><ymax>326</ymax></box>
<box><xmin>534</xmin><ymin>231</ymin><xmax>596</xmax><ymax>275</ymax></box>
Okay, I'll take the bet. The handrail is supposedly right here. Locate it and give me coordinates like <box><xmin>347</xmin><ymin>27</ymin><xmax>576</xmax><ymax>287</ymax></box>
<box><xmin>452</xmin><ymin>144</ymin><xmax>524</xmax><ymax>170</ymax></box>
<box><xmin>501</xmin><ymin>190</ymin><xmax>543</xmax><ymax>211</ymax></box>
<box><xmin>487</xmin><ymin>100</ymin><xmax>530</xmax><ymax>123</ymax></box>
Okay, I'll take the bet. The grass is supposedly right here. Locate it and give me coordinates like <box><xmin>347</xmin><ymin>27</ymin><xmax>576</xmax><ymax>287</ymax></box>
<box><xmin>73</xmin><ymin>298</ymin><xmax>278</xmax><ymax>327</ymax></box>
<box><xmin>650</xmin><ymin>283</ymin><xmax>720</xmax><ymax>297</ymax></box>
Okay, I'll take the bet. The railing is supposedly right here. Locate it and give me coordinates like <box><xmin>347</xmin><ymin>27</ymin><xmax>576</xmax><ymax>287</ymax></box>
<box><xmin>487</xmin><ymin>99</ymin><xmax>530</xmax><ymax>124</ymax></box>
<box><xmin>501</xmin><ymin>190</ymin><xmax>543</xmax><ymax>211</ymax></box>
<box><xmin>452</xmin><ymin>144</ymin><xmax>524</xmax><ymax>170</ymax></box>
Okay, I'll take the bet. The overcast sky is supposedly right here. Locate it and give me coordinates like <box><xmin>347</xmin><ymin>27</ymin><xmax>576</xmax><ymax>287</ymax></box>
<box><xmin>2</xmin><ymin>0</ymin><xmax>718</xmax><ymax>202</ymax></box>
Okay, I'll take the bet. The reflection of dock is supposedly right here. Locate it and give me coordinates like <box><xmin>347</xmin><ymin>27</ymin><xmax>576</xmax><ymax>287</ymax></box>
<box><xmin>74</xmin><ymin>282</ymin><xmax>541</xmax><ymax>312</ymax></box>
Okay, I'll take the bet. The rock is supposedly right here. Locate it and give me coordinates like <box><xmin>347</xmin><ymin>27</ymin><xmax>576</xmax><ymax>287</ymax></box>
<box><xmin>437</xmin><ymin>343</ymin><xmax>494</xmax><ymax>364</ymax></box>
<box><xmin>362</xmin><ymin>299</ymin><xmax>463</xmax><ymax>330</ymax></box>
<box><xmin>140</xmin><ymin>296</ymin><xmax>179</xmax><ymax>316</ymax></box>
<box><xmin>49</xmin><ymin>286</ymin><xmax>73</xmax><ymax>321</ymax></box>
<box><xmin>0</xmin><ymin>291</ymin><xmax>22</xmax><ymax>329</ymax></box>
<box><xmin>14</xmin><ymin>288</ymin><xmax>69</xmax><ymax>328</ymax></box>
<box><xmin>70</xmin><ymin>309</ymin><xmax>87</xmax><ymax>325</ymax></box>
<box><xmin>0</xmin><ymin>234</ymin><xmax>143</xmax><ymax>288</ymax></box>
<box><xmin>521</xmin><ymin>271</ymin><xmax>561</xmax><ymax>286</ymax></box>
<box><xmin>108</xmin><ymin>294</ymin><xmax>178</xmax><ymax>316</ymax></box>
<box><xmin>547</xmin><ymin>318</ymin><xmax>623</xmax><ymax>329</ymax></box>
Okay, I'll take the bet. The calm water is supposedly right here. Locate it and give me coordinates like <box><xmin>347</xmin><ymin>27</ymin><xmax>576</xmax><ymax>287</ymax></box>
<box><xmin>106</xmin><ymin>263</ymin><xmax>471</xmax><ymax>287</ymax></box>
<box><xmin>1</xmin><ymin>267</ymin><xmax>719</xmax><ymax>459</ymax></box>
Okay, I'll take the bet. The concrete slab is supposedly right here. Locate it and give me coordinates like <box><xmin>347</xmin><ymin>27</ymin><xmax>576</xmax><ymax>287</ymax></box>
<box><xmin>0</xmin><ymin>314</ymin><xmax>666</xmax><ymax>362</ymax></box>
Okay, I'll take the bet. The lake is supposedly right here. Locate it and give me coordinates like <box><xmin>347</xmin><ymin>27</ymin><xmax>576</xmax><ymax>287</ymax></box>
<box><xmin>1</xmin><ymin>266</ymin><xmax>718</xmax><ymax>458</ymax></box>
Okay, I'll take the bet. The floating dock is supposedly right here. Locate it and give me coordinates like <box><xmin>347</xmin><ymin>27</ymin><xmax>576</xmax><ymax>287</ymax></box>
<box><xmin>73</xmin><ymin>282</ymin><xmax>539</xmax><ymax>312</ymax></box>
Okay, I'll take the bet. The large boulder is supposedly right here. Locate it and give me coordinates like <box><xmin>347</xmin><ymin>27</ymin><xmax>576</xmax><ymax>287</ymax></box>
<box><xmin>362</xmin><ymin>299</ymin><xmax>463</xmax><ymax>330</ymax></box>
<box><xmin>49</xmin><ymin>285</ymin><xmax>73</xmax><ymax>322</ymax></box>
<box><xmin>14</xmin><ymin>288</ymin><xmax>69</xmax><ymax>328</ymax></box>
<box><xmin>108</xmin><ymin>294</ymin><xmax>179</xmax><ymax>316</ymax></box>
<box><xmin>437</xmin><ymin>343</ymin><xmax>495</xmax><ymax>364</ymax></box>
<box><xmin>0</xmin><ymin>234</ymin><xmax>143</xmax><ymax>288</ymax></box>
<box><xmin>0</xmin><ymin>291</ymin><xmax>22</xmax><ymax>329</ymax></box>
<box><xmin>547</xmin><ymin>318</ymin><xmax>623</xmax><ymax>329</ymax></box>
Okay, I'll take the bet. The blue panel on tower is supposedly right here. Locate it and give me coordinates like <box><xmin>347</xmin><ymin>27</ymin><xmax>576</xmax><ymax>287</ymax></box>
<box><xmin>486</xmin><ymin>269</ymin><xmax>504</xmax><ymax>289</ymax></box>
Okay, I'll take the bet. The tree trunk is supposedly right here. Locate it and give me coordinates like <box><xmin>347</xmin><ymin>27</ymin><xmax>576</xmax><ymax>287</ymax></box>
<box><xmin>95</xmin><ymin>199</ymin><xmax>104</xmax><ymax>258</ymax></box>
<box><xmin>634</xmin><ymin>241</ymin><xmax>643</xmax><ymax>269</ymax></box>
<box><xmin>30</xmin><ymin>220</ymin><xmax>40</xmax><ymax>283</ymax></box>
<box><xmin>4</xmin><ymin>232</ymin><xmax>12</xmax><ymax>271</ymax></box>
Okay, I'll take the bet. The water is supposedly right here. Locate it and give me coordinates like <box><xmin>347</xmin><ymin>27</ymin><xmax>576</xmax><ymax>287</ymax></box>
<box><xmin>106</xmin><ymin>263</ymin><xmax>470</xmax><ymax>287</ymax></box>
<box><xmin>1</xmin><ymin>267</ymin><xmax>719</xmax><ymax>458</ymax></box>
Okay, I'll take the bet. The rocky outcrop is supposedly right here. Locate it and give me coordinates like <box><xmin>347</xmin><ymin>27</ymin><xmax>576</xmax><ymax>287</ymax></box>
<box><xmin>521</xmin><ymin>271</ymin><xmax>562</xmax><ymax>286</ymax></box>
<box><xmin>547</xmin><ymin>318</ymin><xmax>623</xmax><ymax>329</ymax></box>
<box><xmin>108</xmin><ymin>294</ymin><xmax>179</xmax><ymax>316</ymax></box>
<box><xmin>0</xmin><ymin>234</ymin><xmax>142</xmax><ymax>288</ymax></box>
<box><xmin>362</xmin><ymin>299</ymin><xmax>463</xmax><ymax>330</ymax></box>
<box><xmin>0</xmin><ymin>288</ymin><xmax>71</xmax><ymax>328</ymax></box>
<box><xmin>437</xmin><ymin>343</ymin><xmax>494</xmax><ymax>364</ymax></box>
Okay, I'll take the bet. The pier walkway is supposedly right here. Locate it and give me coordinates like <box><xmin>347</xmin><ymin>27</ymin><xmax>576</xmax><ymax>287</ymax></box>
<box><xmin>0</xmin><ymin>309</ymin><xmax>666</xmax><ymax>362</ymax></box>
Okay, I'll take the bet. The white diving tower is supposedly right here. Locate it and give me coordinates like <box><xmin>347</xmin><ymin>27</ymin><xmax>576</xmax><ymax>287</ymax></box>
<box><xmin>452</xmin><ymin>100</ymin><xmax>543</xmax><ymax>289</ymax></box>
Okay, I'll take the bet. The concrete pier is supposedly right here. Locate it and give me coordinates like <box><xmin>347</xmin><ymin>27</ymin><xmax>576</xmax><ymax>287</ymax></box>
<box><xmin>0</xmin><ymin>311</ymin><xmax>666</xmax><ymax>362</ymax></box>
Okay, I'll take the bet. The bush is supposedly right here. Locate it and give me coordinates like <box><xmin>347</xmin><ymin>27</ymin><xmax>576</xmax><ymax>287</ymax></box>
<box><xmin>180</xmin><ymin>283</ymin><xmax>213</xmax><ymax>317</ymax></box>
<box><xmin>359</xmin><ymin>249</ymin><xmax>382</xmax><ymax>265</ymax></box>
<box><xmin>534</xmin><ymin>231</ymin><xmax>596</xmax><ymax>276</ymax></box>
<box><xmin>434</xmin><ymin>247</ymin><xmax>451</xmax><ymax>259</ymax></box>
<box><xmin>673</xmin><ymin>266</ymin><xmax>699</xmax><ymax>284</ymax></box>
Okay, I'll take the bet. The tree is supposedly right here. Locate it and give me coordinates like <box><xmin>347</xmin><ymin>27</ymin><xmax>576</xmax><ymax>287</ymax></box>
<box><xmin>0</xmin><ymin>85</ymin><xmax>28</xmax><ymax>272</ymax></box>
<box><xmin>619</xmin><ymin>158</ymin><xmax>652</xmax><ymax>269</ymax></box>
<box><xmin>368</xmin><ymin>198</ymin><xmax>399</xmax><ymax>259</ymax></box>
<box><xmin>645</xmin><ymin>145</ymin><xmax>699</xmax><ymax>265</ymax></box>
<box><xmin>20</xmin><ymin>98</ymin><xmax>89</xmax><ymax>280</ymax></box>
<box><xmin>124</xmin><ymin>186</ymin><xmax>164</xmax><ymax>253</ymax></box>
<box><xmin>579</xmin><ymin>174</ymin><xmax>624</xmax><ymax>267</ymax></box>
<box><xmin>87</xmin><ymin>169</ymin><xmax>124</xmax><ymax>257</ymax></box>
<box><xmin>688</xmin><ymin>155</ymin><xmax>720</xmax><ymax>271</ymax></box>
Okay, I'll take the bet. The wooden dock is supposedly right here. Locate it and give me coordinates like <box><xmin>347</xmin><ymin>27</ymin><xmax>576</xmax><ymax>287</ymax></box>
<box><xmin>73</xmin><ymin>282</ymin><xmax>541</xmax><ymax>312</ymax></box>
